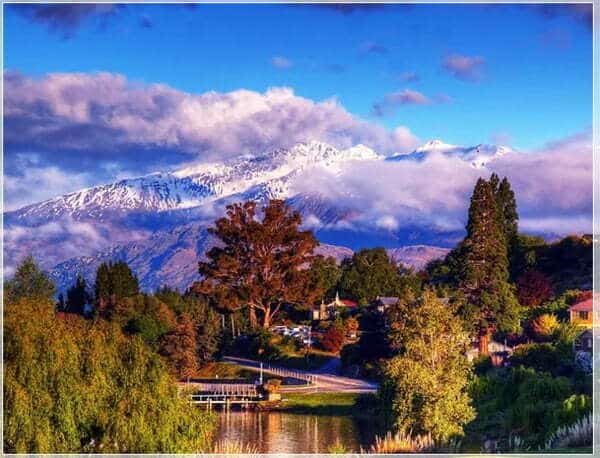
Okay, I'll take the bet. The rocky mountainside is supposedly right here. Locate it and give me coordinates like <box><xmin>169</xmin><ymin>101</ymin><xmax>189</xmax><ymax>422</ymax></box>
<box><xmin>49</xmin><ymin>223</ymin><xmax>448</xmax><ymax>293</ymax></box>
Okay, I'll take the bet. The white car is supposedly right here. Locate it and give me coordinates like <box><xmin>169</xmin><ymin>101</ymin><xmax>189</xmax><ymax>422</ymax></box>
<box><xmin>271</xmin><ymin>326</ymin><xmax>289</xmax><ymax>335</ymax></box>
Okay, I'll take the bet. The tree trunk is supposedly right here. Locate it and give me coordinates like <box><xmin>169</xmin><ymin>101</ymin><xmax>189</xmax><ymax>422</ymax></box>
<box><xmin>262</xmin><ymin>308</ymin><xmax>271</xmax><ymax>329</ymax></box>
<box><xmin>249</xmin><ymin>306</ymin><xmax>257</xmax><ymax>329</ymax></box>
<box><xmin>478</xmin><ymin>328</ymin><xmax>490</xmax><ymax>356</ymax></box>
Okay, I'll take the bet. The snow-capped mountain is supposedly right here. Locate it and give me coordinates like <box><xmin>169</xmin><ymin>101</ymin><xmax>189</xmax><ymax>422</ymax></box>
<box><xmin>388</xmin><ymin>139</ymin><xmax>512</xmax><ymax>168</ymax></box>
<box><xmin>8</xmin><ymin>141</ymin><xmax>380</xmax><ymax>224</ymax></box>
<box><xmin>5</xmin><ymin>139</ymin><xmax>508</xmax><ymax>283</ymax></box>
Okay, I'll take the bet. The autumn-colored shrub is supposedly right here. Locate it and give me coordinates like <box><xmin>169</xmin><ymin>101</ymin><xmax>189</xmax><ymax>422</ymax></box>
<box><xmin>517</xmin><ymin>270</ymin><xmax>553</xmax><ymax>307</ymax></box>
<box><xmin>160</xmin><ymin>313</ymin><xmax>198</xmax><ymax>378</ymax></box>
<box><xmin>530</xmin><ymin>313</ymin><xmax>559</xmax><ymax>340</ymax></box>
<box><xmin>321</xmin><ymin>327</ymin><xmax>345</xmax><ymax>353</ymax></box>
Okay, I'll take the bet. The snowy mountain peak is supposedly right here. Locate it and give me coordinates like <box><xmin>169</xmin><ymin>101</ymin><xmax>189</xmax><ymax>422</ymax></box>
<box><xmin>340</xmin><ymin>144</ymin><xmax>382</xmax><ymax>160</ymax></box>
<box><xmin>415</xmin><ymin>139</ymin><xmax>458</xmax><ymax>153</ymax></box>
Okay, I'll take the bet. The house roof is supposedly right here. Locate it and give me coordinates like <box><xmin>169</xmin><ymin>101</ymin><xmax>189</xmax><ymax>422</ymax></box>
<box><xmin>340</xmin><ymin>299</ymin><xmax>358</xmax><ymax>308</ymax></box>
<box><xmin>570</xmin><ymin>298</ymin><xmax>593</xmax><ymax>312</ymax></box>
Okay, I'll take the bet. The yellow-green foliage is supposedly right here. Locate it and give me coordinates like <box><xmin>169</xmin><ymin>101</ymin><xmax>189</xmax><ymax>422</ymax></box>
<box><xmin>530</xmin><ymin>313</ymin><xmax>559</xmax><ymax>339</ymax></box>
<box><xmin>4</xmin><ymin>296</ymin><xmax>215</xmax><ymax>453</ymax></box>
<box><xmin>380</xmin><ymin>291</ymin><xmax>475</xmax><ymax>441</ymax></box>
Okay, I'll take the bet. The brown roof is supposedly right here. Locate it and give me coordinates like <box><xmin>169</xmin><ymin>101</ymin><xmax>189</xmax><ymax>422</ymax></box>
<box><xmin>570</xmin><ymin>298</ymin><xmax>593</xmax><ymax>312</ymax></box>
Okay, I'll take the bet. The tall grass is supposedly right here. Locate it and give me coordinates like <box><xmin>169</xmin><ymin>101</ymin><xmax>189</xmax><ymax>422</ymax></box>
<box><xmin>211</xmin><ymin>439</ymin><xmax>259</xmax><ymax>454</ymax></box>
<box><xmin>544</xmin><ymin>413</ymin><xmax>593</xmax><ymax>450</ymax></box>
<box><xmin>364</xmin><ymin>431</ymin><xmax>436</xmax><ymax>453</ymax></box>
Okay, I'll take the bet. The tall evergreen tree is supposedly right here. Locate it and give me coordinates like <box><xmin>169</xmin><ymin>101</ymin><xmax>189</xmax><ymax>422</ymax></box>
<box><xmin>458</xmin><ymin>178</ymin><xmax>520</xmax><ymax>354</ymax></box>
<box><xmin>495</xmin><ymin>175</ymin><xmax>519</xmax><ymax>244</ymax></box>
<box><xmin>65</xmin><ymin>275</ymin><xmax>91</xmax><ymax>315</ymax></box>
<box><xmin>94</xmin><ymin>261</ymin><xmax>139</xmax><ymax>316</ymax></box>
<box><xmin>5</xmin><ymin>256</ymin><xmax>55</xmax><ymax>303</ymax></box>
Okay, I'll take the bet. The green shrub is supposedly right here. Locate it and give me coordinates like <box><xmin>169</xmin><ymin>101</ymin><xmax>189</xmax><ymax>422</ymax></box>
<box><xmin>473</xmin><ymin>355</ymin><xmax>494</xmax><ymax>375</ymax></box>
<box><xmin>509</xmin><ymin>343</ymin><xmax>574</xmax><ymax>377</ymax></box>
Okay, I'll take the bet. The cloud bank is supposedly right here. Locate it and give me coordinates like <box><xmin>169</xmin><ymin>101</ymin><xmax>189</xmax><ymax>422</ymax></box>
<box><xmin>4</xmin><ymin>70</ymin><xmax>421</xmax><ymax>209</ymax></box>
<box><xmin>290</xmin><ymin>130</ymin><xmax>592</xmax><ymax>236</ymax></box>
<box><xmin>4</xmin><ymin>71</ymin><xmax>419</xmax><ymax>161</ymax></box>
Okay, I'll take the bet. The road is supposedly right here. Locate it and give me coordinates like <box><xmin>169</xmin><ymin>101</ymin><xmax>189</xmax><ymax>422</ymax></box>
<box><xmin>222</xmin><ymin>356</ymin><xmax>378</xmax><ymax>393</ymax></box>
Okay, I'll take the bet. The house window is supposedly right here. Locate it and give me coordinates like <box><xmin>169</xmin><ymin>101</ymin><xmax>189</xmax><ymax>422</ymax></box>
<box><xmin>579</xmin><ymin>311</ymin><xmax>589</xmax><ymax>320</ymax></box>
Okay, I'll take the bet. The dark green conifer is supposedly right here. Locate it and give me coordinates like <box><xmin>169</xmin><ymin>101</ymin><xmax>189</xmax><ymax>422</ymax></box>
<box><xmin>65</xmin><ymin>274</ymin><xmax>91</xmax><ymax>315</ymax></box>
<box><xmin>459</xmin><ymin>178</ymin><xmax>520</xmax><ymax>354</ymax></box>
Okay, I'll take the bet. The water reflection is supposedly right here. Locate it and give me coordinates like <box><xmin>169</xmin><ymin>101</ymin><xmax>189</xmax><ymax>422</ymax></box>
<box><xmin>215</xmin><ymin>410</ymin><xmax>376</xmax><ymax>453</ymax></box>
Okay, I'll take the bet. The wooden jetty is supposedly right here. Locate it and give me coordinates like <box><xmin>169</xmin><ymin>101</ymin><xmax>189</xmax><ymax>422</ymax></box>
<box><xmin>187</xmin><ymin>383</ymin><xmax>262</xmax><ymax>410</ymax></box>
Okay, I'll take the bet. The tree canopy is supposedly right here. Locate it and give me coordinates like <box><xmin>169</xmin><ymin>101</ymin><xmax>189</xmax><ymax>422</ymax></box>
<box><xmin>378</xmin><ymin>291</ymin><xmax>475</xmax><ymax>441</ymax></box>
<box><xmin>457</xmin><ymin>177</ymin><xmax>520</xmax><ymax>353</ymax></box>
<box><xmin>4</xmin><ymin>259</ymin><xmax>214</xmax><ymax>453</ymax></box>
<box><xmin>196</xmin><ymin>199</ymin><xmax>322</xmax><ymax>328</ymax></box>
<box><xmin>339</xmin><ymin>248</ymin><xmax>409</xmax><ymax>305</ymax></box>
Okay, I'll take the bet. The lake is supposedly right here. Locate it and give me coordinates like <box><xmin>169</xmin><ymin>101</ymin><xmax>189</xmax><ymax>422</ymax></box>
<box><xmin>215</xmin><ymin>410</ymin><xmax>378</xmax><ymax>453</ymax></box>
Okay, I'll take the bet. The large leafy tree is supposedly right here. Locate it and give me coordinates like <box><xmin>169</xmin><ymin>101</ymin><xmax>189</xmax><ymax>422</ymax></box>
<box><xmin>196</xmin><ymin>200</ymin><xmax>321</xmax><ymax>328</ymax></box>
<box><xmin>4</xmin><ymin>259</ymin><xmax>214</xmax><ymax>453</ymax></box>
<box><xmin>308</xmin><ymin>255</ymin><xmax>342</xmax><ymax>302</ymax></box>
<box><xmin>458</xmin><ymin>177</ymin><xmax>520</xmax><ymax>354</ymax></box>
<box><xmin>379</xmin><ymin>291</ymin><xmax>475</xmax><ymax>441</ymax></box>
<box><xmin>517</xmin><ymin>270</ymin><xmax>554</xmax><ymax>307</ymax></box>
<box><xmin>339</xmin><ymin>248</ymin><xmax>405</xmax><ymax>305</ymax></box>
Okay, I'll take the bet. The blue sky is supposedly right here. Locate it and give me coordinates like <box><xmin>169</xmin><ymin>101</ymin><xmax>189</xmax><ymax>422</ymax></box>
<box><xmin>3</xmin><ymin>3</ymin><xmax>593</xmax><ymax>209</ymax></box>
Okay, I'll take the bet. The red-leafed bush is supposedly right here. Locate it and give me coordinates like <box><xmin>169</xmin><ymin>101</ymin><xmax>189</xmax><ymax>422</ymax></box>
<box><xmin>321</xmin><ymin>327</ymin><xmax>345</xmax><ymax>353</ymax></box>
<box><xmin>517</xmin><ymin>270</ymin><xmax>553</xmax><ymax>307</ymax></box>
<box><xmin>575</xmin><ymin>290</ymin><xmax>592</xmax><ymax>303</ymax></box>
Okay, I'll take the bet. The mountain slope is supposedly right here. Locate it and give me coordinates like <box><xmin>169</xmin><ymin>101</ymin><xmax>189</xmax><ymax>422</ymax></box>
<box><xmin>49</xmin><ymin>221</ymin><xmax>449</xmax><ymax>293</ymax></box>
<box><xmin>49</xmin><ymin>224</ymin><xmax>356</xmax><ymax>292</ymax></box>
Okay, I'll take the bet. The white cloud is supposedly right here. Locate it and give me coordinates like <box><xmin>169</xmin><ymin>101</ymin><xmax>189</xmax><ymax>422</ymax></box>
<box><xmin>4</xmin><ymin>155</ymin><xmax>94</xmax><ymax>210</ymax></box>
<box><xmin>5</xmin><ymin>71</ymin><xmax>419</xmax><ymax>160</ymax></box>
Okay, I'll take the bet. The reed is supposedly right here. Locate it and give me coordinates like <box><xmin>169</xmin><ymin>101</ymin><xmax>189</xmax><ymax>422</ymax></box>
<box><xmin>211</xmin><ymin>439</ymin><xmax>260</xmax><ymax>454</ymax></box>
<box><xmin>365</xmin><ymin>431</ymin><xmax>435</xmax><ymax>453</ymax></box>
<box><xmin>544</xmin><ymin>413</ymin><xmax>593</xmax><ymax>450</ymax></box>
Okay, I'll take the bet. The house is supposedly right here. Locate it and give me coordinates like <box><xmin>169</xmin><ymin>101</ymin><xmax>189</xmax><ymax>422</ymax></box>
<box><xmin>312</xmin><ymin>292</ymin><xmax>358</xmax><ymax>320</ymax></box>
<box><xmin>466</xmin><ymin>340</ymin><xmax>513</xmax><ymax>366</ymax></box>
<box><xmin>371</xmin><ymin>296</ymin><xmax>399</xmax><ymax>314</ymax></box>
<box><xmin>574</xmin><ymin>329</ymin><xmax>593</xmax><ymax>353</ymax></box>
<box><xmin>569</xmin><ymin>297</ymin><xmax>593</xmax><ymax>327</ymax></box>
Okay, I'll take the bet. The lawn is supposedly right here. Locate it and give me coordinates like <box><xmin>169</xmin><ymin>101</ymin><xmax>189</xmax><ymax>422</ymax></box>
<box><xmin>278</xmin><ymin>392</ymin><xmax>359</xmax><ymax>415</ymax></box>
<box><xmin>193</xmin><ymin>362</ymin><xmax>258</xmax><ymax>380</ymax></box>
<box><xmin>272</xmin><ymin>352</ymin><xmax>333</xmax><ymax>371</ymax></box>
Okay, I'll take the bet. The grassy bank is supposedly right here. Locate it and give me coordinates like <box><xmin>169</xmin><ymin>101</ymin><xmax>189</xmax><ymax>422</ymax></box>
<box><xmin>278</xmin><ymin>392</ymin><xmax>359</xmax><ymax>415</ymax></box>
<box><xmin>271</xmin><ymin>351</ymin><xmax>333</xmax><ymax>371</ymax></box>
<box><xmin>194</xmin><ymin>362</ymin><xmax>258</xmax><ymax>380</ymax></box>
